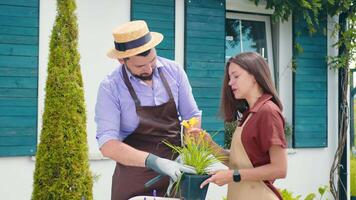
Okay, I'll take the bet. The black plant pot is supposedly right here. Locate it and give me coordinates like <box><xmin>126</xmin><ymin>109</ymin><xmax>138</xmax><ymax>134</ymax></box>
<box><xmin>351</xmin><ymin>196</ymin><xmax>356</xmax><ymax>200</ymax></box>
<box><xmin>180</xmin><ymin>173</ymin><xmax>210</xmax><ymax>200</ymax></box>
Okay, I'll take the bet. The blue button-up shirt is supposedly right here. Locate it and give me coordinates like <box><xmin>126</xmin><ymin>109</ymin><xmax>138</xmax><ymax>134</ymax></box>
<box><xmin>95</xmin><ymin>56</ymin><xmax>202</xmax><ymax>148</ymax></box>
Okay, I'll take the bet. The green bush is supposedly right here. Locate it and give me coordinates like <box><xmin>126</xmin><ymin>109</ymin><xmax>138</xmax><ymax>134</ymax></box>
<box><xmin>31</xmin><ymin>0</ymin><xmax>93</xmax><ymax>199</ymax></box>
<box><xmin>224</xmin><ymin>121</ymin><xmax>237</xmax><ymax>149</ymax></box>
<box><xmin>280</xmin><ymin>186</ymin><xmax>329</xmax><ymax>200</ymax></box>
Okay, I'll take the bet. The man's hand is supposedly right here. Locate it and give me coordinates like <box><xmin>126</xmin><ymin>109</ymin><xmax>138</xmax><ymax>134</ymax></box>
<box><xmin>145</xmin><ymin>154</ymin><xmax>196</xmax><ymax>181</ymax></box>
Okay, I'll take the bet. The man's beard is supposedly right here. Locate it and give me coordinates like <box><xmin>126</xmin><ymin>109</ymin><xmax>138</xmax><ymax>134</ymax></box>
<box><xmin>132</xmin><ymin>72</ymin><xmax>154</xmax><ymax>81</ymax></box>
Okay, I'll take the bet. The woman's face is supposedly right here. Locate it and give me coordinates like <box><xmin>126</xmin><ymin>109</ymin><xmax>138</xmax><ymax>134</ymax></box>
<box><xmin>228</xmin><ymin>62</ymin><xmax>257</xmax><ymax>100</ymax></box>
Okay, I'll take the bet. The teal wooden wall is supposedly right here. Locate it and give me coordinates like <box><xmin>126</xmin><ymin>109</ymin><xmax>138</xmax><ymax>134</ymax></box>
<box><xmin>131</xmin><ymin>0</ymin><xmax>175</xmax><ymax>60</ymax></box>
<box><xmin>293</xmin><ymin>14</ymin><xmax>328</xmax><ymax>148</ymax></box>
<box><xmin>0</xmin><ymin>0</ymin><xmax>39</xmax><ymax>156</ymax></box>
<box><xmin>185</xmin><ymin>0</ymin><xmax>226</xmax><ymax>145</ymax></box>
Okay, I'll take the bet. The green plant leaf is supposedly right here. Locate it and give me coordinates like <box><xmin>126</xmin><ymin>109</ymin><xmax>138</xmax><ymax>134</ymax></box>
<box><xmin>304</xmin><ymin>193</ymin><xmax>316</xmax><ymax>200</ymax></box>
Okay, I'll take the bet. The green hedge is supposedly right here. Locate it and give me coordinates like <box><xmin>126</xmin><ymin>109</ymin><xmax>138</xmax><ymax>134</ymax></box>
<box><xmin>31</xmin><ymin>0</ymin><xmax>93</xmax><ymax>199</ymax></box>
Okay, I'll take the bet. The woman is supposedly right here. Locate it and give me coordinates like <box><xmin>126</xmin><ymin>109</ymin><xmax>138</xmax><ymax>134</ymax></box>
<box><xmin>198</xmin><ymin>52</ymin><xmax>287</xmax><ymax>199</ymax></box>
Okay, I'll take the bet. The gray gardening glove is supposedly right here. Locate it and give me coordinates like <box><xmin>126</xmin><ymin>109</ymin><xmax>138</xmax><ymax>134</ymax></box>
<box><xmin>166</xmin><ymin>155</ymin><xmax>184</xmax><ymax>196</ymax></box>
<box><xmin>204</xmin><ymin>154</ymin><xmax>228</xmax><ymax>173</ymax></box>
<box><xmin>145</xmin><ymin>153</ymin><xmax>196</xmax><ymax>182</ymax></box>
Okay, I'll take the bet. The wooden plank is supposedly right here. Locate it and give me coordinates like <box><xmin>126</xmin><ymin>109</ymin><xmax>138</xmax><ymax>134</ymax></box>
<box><xmin>188</xmin><ymin>37</ymin><xmax>225</xmax><ymax>46</ymax></box>
<box><xmin>294</xmin><ymin>117</ymin><xmax>326</xmax><ymax>124</ymax></box>
<box><xmin>0</xmin><ymin>25</ymin><xmax>38</xmax><ymax>36</ymax></box>
<box><xmin>0</xmin><ymin>145</ymin><xmax>36</xmax><ymax>157</ymax></box>
<box><xmin>187</xmin><ymin>0</ymin><xmax>225</xmax><ymax>8</ymax></box>
<box><xmin>186</xmin><ymin>69</ymin><xmax>224</xmax><ymax>78</ymax></box>
<box><xmin>192</xmin><ymin>88</ymin><xmax>222</xmax><ymax>98</ymax></box>
<box><xmin>0</xmin><ymin>5</ymin><xmax>38</xmax><ymax>18</ymax></box>
<box><xmin>187</xmin><ymin>45</ymin><xmax>225</xmax><ymax>54</ymax></box>
<box><xmin>187</xmin><ymin>21</ymin><xmax>224</xmax><ymax>32</ymax></box>
<box><xmin>294</xmin><ymin>138</ymin><xmax>327</xmax><ymax>148</ymax></box>
<box><xmin>295</xmin><ymin>75</ymin><xmax>327</xmax><ymax>82</ymax></box>
<box><xmin>0</xmin><ymin>67</ymin><xmax>37</xmax><ymax>77</ymax></box>
<box><xmin>0</xmin><ymin>0</ymin><xmax>38</xmax><ymax>7</ymax></box>
<box><xmin>186</xmin><ymin>14</ymin><xmax>224</xmax><ymax>24</ymax></box>
<box><xmin>187</xmin><ymin>6</ymin><xmax>225</xmax><ymax>17</ymax></box>
<box><xmin>295</xmin><ymin>91</ymin><xmax>326</xmax><ymax>98</ymax></box>
<box><xmin>297</xmin><ymin>52</ymin><xmax>327</xmax><ymax>59</ymax></box>
<box><xmin>295</xmin><ymin>124</ymin><xmax>327</xmax><ymax>132</ymax></box>
<box><xmin>0</xmin><ymin>34</ymin><xmax>38</xmax><ymax>45</ymax></box>
<box><xmin>0</xmin><ymin>88</ymin><xmax>37</xmax><ymax>98</ymax></box>
<box><xmin>132</xmin><ymin>0</ymin><xmax>174</xmax><ymax>6</ymax></box>
<box><xmin>0</xmin><ymin>15</ymin><xmax>38</xmax><ymax>27</ymax></box>
<box><xmin>0</xmin><ymin>44</ymin><xmax>38</xmax><ymax>56</ymax></box>
<box><xmin>0</xmin><ymin>97</ymin><xmax>37</xmax><ymax>106</ymax></box>
<box><xmin>156</xmin><ymin>49</ymin><xmax>174</xmax><ymax>60</ymax></box>
<box><xmin>133</xmin><ymin>12</ymin><xmax>174</xmax><ymax>21</ymax></box>
<box><xmin>0</xmin><ymin>127</ymin><xmax>36</xmax><ymax>136</ymax></box>
<box><xmin>195</xmin><ymin>97</ymin><xmax>220</xmax><ymax>107</ymax></box>
<box><xmin>133</xmin><ymin>4</ymin><xmax>174</xmax><ymax>15</ymax></box>
<box><xmin>295</xmin><ymin>82</ymin><xmax>327</xmax><ymax>91</ymax></box>
<box><xmin>294</xmin><ymin>67</ymin><xmax>326</xmax><ymax>75</ymax></box>
<box><xmin>186</xmin><ymin>61</ymin><xmax>225</xmax><ymax>70</ymax></box>
<box><xmin>295</xmin><ymin>109</ymin><xmax>327</xmax><ymax>117</ymax></box>
<box><xmin>295</xmin><ymin>98</ymin><xmax>327</xmax><ymax>106</ymax></box>
<box><xmin>296</xmin><ymin>59</ymin><xmax>326</xmax><ymax>67</ymax></box>
<box><xmin>0</xmin><ymin>106</ymin><xmax>37</xmax><ymax>116</ymax></box>
<box><xmin>0</xmin><ymin>116</ymin><xmax>37</xmax><ymax>127</ymax></box>
<box><xmin>0</xmin><ymin>55</ymin><xmax>38</xmax><ymax>68</ymax></box>
<box><xmin>0</xmin><ymin>136</ymin><xmax>36</xmax><ymax>146</ymax></box>
<box><xmin>187</xmin><ymin>52</ymin><xmax>224</xmax><ymax>62</ymax></box>
<box><xmin>186</xmin><ymin>30</ymin><xmax>224</xmax><ymax>39</ymax></box>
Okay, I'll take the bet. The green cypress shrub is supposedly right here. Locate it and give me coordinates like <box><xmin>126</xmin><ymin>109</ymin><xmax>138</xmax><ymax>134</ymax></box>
<box><xmin>32</xmin><ymin>0</ymin><xmax>93</xmax><ymax>199</ymax></box>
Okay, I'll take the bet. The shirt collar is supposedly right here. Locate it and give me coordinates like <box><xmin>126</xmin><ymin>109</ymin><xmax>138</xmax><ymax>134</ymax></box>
<box><xmin>249</xmin><ymin>93</ymin><xmax>273</xmax><ymax>113</ymax></box>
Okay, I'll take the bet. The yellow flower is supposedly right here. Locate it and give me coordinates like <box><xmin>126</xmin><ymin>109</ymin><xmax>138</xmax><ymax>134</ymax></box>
<box><xmin>188</xmin><ymin>117</ymin><xmax>198</xmax><ymax>127</ymax></box>
<box><xmin>181</xmin><ymin>120</ymin><xmax>190</xmax><ymax>129</ymax></box>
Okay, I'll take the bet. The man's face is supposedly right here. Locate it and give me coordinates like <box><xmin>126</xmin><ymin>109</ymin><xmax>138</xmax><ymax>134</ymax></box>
<box><xmin>121</xmin><ymin>49</ymin><xmax>157</xmax><ymax>81</ymax></box>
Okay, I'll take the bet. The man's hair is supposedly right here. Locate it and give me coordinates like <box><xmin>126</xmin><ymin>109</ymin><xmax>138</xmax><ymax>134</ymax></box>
<box><xmin>124</xmin><ymin>49</ymin><xmax>151</xmax><ymax>61</ymax></box>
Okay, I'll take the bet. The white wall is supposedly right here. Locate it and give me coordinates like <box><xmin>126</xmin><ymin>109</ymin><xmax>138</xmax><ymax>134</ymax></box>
<box><xmin>0</xmin><ymin>0</ymin><xmax>340</xmax><ymax>199</ymax></box>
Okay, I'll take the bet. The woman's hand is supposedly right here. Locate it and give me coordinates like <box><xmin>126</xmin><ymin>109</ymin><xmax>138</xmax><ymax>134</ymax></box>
<box><xmin>200</xmin><ymin>169</ymin><xmax>234</xmax><ymax>188</ymax></box>
<box><xmin>187</xmin><ymin>128</ymin><xmax>213</xmax><ymax>144</ymax></box>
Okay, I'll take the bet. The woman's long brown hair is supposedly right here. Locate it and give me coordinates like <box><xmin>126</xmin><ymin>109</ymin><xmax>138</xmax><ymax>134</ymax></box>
<box><xmin>220</xmin><ymin>52</ymin><xmax>283</xmax><ymax>122</ymax></box>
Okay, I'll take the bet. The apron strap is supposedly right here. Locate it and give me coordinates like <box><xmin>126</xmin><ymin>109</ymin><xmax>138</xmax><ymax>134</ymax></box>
<box><xmin>158</xmin><ymin>67</ymin><xmax>174</xmax><ymax>100</ymax></box>
<box><xmin>122</xmin><ymin>66</ymin><xmax>141</xmax><ymax>107</ymax></box>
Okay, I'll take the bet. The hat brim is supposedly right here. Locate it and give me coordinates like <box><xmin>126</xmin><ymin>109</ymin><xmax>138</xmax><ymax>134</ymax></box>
<box><xmin>107</xmin><ymin>32</ymin><xmax>163</xmax><ymax>59</ymax></box>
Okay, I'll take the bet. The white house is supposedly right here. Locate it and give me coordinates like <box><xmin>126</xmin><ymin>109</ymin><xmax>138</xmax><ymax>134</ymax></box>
<box><xmin>0</xmin><ymin>0</ymin><xmax>350</xmax><ymax>199</ymax></box>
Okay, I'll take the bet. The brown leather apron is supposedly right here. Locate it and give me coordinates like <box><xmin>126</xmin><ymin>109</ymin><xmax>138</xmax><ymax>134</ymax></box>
<box><xmin>227</xmin><ymin>114</ymin><xmax>279</xmax><ymax>200</ymax></box>
<box><xmin>111</xmin><ymin>66</ymin><xmax>181</xmax><ymax>200</ymax></box>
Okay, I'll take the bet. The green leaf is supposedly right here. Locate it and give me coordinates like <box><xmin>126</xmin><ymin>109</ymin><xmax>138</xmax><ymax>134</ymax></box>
<box><xmin>304</xmin><ymin>193</ymin><xmax>316</xmax><ymax>200</ymax></box>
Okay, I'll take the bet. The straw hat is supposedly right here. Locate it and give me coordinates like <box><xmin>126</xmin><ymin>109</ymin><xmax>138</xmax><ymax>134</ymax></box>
<box><xmin>107</xmin><ymin>20</ymin><xmax>163</xmax><ymax>59</ymax></box>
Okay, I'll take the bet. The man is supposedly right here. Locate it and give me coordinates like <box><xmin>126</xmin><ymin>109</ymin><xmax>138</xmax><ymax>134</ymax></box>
<box><xmin>95</xmin><ymin>20</ymin><xmax>201</xmax><ymax>200</ymax></box>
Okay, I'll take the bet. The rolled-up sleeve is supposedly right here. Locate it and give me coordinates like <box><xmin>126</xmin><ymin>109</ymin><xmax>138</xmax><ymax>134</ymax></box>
<box><xmin>257</xmin><ymin>107</ymin><xmax>286</xmax><ymax>153</ymax></box>
<box><xmin>177</xmin><ymin>66</ymin><xmax>202</xmax><ymax>120</ymax></box>
<box><xmin>95</xmin><ymin>80</ymin><xmax>123</xmax><ymax>148</ymax></box>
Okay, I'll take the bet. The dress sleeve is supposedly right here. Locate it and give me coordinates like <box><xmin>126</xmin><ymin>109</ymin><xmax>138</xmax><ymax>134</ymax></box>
<box><xmin>257</xmin><ymin>106</ymin><xmax>287</xmax><ymax>153</ymax></box>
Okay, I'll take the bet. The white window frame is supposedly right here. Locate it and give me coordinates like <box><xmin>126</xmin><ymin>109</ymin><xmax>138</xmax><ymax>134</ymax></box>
<box><xmin>226</xmin><ymin>12</ymin><xmax>274</xmax><ymax>82</ymax></box>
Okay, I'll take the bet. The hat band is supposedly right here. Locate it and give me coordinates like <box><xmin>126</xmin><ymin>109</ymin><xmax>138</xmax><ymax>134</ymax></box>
<box><xmin>114</xmin><ymin>33</ymin><xmax>152</xmax><ymax>52</ymax></box>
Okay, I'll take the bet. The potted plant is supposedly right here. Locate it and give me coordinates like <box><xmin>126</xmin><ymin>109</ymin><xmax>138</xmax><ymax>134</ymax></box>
<box><xmin>164</xmin><ymin>117</ymin><xmax>227</xmax><ymax>200</ymax></box>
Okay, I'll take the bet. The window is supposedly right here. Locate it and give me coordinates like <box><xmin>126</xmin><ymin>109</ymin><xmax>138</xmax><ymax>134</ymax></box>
<box><xmin>225</xmin><ymin>13</ymin><xmax>274</xmax><ymax>82</ymax></box>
